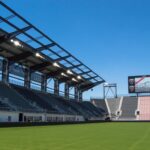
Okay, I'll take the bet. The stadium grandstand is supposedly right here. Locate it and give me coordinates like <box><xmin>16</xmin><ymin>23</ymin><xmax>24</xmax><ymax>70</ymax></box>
<box><xmin>1</xmin><ymin>1</ymin><xmax>150</xmax><ymax>124</ymax></box>
<box><xmin>1</xmin><ymin>1</ymin><xmax>150</xmax><ymax>150</ymax></box>
<box><xmin>91</xmin><ymin>96</ymin><xmax>150</xmax><ymax>121</ymax></box>
<box><xmin>0</xmin><ymin>1</ymin><xmax>107</xmax><ymax>123</ymax></box>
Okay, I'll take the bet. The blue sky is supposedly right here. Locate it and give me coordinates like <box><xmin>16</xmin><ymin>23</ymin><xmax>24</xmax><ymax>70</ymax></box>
<box><xmin>2</xmin><ymin>0</ymin><xmax>150</xmax><ymax>99</ymax></box>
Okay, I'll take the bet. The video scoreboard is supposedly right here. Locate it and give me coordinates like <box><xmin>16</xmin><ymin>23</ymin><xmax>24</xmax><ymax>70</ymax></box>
<box><xmin>128</xmin><ymin>75</ymin><xmax>150</xmax><ymax>93</ymax></box>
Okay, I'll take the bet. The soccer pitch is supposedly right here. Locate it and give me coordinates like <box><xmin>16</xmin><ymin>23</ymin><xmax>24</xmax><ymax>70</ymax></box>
<box><xmin>0</xmin><ymin>123</ymin><xmax>150</xmax><ymax>150</ymax></box>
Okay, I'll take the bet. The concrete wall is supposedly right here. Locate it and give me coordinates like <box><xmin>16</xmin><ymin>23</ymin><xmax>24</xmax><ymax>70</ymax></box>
<box><xmin>0</xmin><ymin>111</ymin><xmax>18</xmax><ymax>122</ymax></box>
<box><xmin>0</xmin><ymin>111</ymin><xmax>84</xmax><ymax>122</ymax></box>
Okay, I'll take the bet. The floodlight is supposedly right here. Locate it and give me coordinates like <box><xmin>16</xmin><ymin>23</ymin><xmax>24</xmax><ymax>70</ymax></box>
<box><xmin>35</xmin><ymin>52</ymin><xmax>44</xmax><ymax>59</ymax></box>
<box><xmin>53</xmin><ymin>62</ymin><xmax>60</xmax><ymax>68</ymax></box>
<box><xmin>77</xmin><ymin>75</ymin><xmax>82</xmax><ymax>80</ymax></box>
<box><xmin>67</xmin><ymin>70</ymin><xmax>73</xmax><ymax>75</ymax></box>
<box><xmin>72</xmin><ymin>78</ymin><xmax>78</xmax><ymax>82</ymax></box>
<box><xmin>14</xmin><ymin>41</ymin><xmax>21</xmax><ymax>46</ymax></box>
<box><xmin>61</xmin><ymin>72</ymin><xmax>68</xmax><ymax>77</ymax></box>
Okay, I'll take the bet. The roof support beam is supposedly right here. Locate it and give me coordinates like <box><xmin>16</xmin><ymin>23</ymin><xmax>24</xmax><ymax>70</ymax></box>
<box><xmin>8</xmin><ymin>51</ymin><xmax>33</xmax><ymax>62</ymax></box>
<box><xmin>30</xmin><ymin>61</ymin><xmax>52</xmax><ymax>71</ymax></box>
<box><xmin>85</xmin><ymin>75</ymin><xmax>98</xmax><ymax>80</ymax></box>
<box><xmin>67</xmin><ymin>64</ymin><xmax>82</xmax><ymax>69</ymax></box>
<box><xmin>59</xmin><ymin>77</ymin><xmax>70</xmax><ymax>83</ymax></box>
<box><xmin>68</xmin><ymin>79</ymin><xmax>87</xmax><ymax>87</ymax></box>
<box><xmin>54</xmin><ymin>55</ymin><xmax>71</xmax><ymax>62</ymax></box>
<box><xmin>0</xmin><ymin>35</ymin><xmax>7</xmax><ymax>43</ymax></box>
<box><xmin>8</xmin><ymin>26</ymin><xmax>32</xmax><ymax>39</ymax></box>
<box><xmin>46</xmin><ymin>68</ymin><xmax>64</xmax><ymax>78</ymax></box>
<box><xmin>80</xmin><ymin>84</ymin><xmax>95</xmax><ymax>92</ymax></box>
<box><xmin>79</xmin><ymin>70</ymin><xmax>91</xmax><ymax>75</ymax></box>
<box><xmin>0</xmin><ymin>14</ymin><xmax>15</xmax><ymax>24</ymax></box>
<box><xmin>59</xmin><ymin>74</ymin><xmax>81</xmax><ymax>84</ymax></box>
<box><xmin>36</xmin><ymin>43</ymin><xmax>56</xmax><ymax>52</ymax></box>
<box><xmin>0</xmin><ymin>26</ymin><xmax>31</xmax><ymax>43</ymax></box>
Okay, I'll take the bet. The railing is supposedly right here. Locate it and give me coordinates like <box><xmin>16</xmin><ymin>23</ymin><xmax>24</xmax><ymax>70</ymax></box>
<box><xmin>90</xmin><ymin>94</ymin><xmax>139</xmax><ymax>100</ymax></box>
<box><xmin>46</xmin><ymin>87</ymin><xmax>75</xmax><ymax>99</ymax></box>
<box><xmin>9</xmin><ymin>78</ymin><xmax>24</xmax><ymax>86</ymax></box>
<box><xmin>30</xmin><ymin>84</ymin><xmax>41</xmax><ymax>91</ymax></box>
<box><xmin>47</xmin><ymin>87</ymin><xmax>54</xmax><ymax>94</ymax></box>
<box><xmin>0</xmin><ymin>106</ymin><xmax>10</xmax><ymax>110</ymax></box>
<box><xmin>0</xmin><ymin>71</ymin><xmax>2</xmax><ymax>81</ymax></box>
<box><xmin>0</xmin><ymin>71</ymin><xmax>78</xmax><ymax>100</ymax></box>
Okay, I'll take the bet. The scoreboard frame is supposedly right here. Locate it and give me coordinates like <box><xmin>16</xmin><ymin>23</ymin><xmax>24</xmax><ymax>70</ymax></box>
<box><xmin>128</xmin><ymin>75</ymin><xmax>150</xmax><ymax>94</ymax></box>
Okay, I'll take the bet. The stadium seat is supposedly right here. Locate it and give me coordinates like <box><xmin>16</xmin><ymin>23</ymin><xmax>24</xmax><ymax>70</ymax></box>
<box><xmin>0</xmin><ymin>82</ymin><xmax>36</xmax><ymax>112</ymax></box>
<box><xmin>119</xmin><ymin>97</ymin><xmax>138</xmax><ymax>120</ymax></box>
<box><xmin>138</xmin><ymin>96</ymin><xmax>150</xmax><ymax>120</ymax></box>
<box><xmin>106</xmin><ymin>98</ymin><xmax>121</xmax><ymax>119</ymax></box>
<box><xmin>91</xmin><ymin>99</ymin><xmax>108</xmax><ymax>115</ymax></box>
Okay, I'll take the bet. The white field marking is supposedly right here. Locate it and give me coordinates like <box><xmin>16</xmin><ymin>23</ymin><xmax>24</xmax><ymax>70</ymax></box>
<box><xmin>128</xmin><ymin>127</ymin><xmax>150</xmax><ymax>150</ymax></box>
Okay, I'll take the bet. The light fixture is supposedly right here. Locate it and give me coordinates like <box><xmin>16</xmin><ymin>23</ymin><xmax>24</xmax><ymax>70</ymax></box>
<box><xmin>53</xmin><ymin>62</ymin><xmax>60</xmax><ymax>68</ymax></box>
<box><xmin>10</xmin><ymin>39</ymin><xmax>22</xmax><ymax>47</ymax></box>
<box><xmin>14</xmin><ymin>41</ymin><xmax>21</xmax><ymax>46</ymax></box>
<box><xmin>35</xmin><ymin>52</ymin><xmax>40</xmax><ymax>57</ymax></box>
<box><xmin>77</xmin><ymin>75</ymin><xmax>82</xmax><ymax>80</ymax></box>
<box><xmin>67</xmin><ymin>70</ymin><xmax>73</xmax><ymax>75</ymax></box>
<box><xmin>35</xmin><ymin>52</ymin><xmax>44</xmax><ymax>59</ymax></box>
<box><xmin>61</xmin><ymin>72</ymin><xmax>68</xmax><ymax>77</ymax></box>
<box><xmin>72</xmin><ymin>78</ymin><xmax>78</xmax><ymax>82</ymax></box>
<box><xmin>10</xmin><ymin>39</ymin><xmax>14</xmax><ymax>43</ymax></box>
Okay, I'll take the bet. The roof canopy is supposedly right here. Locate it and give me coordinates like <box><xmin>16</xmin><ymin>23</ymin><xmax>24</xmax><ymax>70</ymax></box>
<box><xmin>0</xmin><ymin>2</ymin><xmax>105</xmax><ymax>91</ymax></box>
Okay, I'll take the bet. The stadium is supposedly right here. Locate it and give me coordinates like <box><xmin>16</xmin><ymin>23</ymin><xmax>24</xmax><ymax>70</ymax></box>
<box><xmin>0</xmin><ymin>1</ymin><xmax>150</xmax><ymax>150</ymax></box>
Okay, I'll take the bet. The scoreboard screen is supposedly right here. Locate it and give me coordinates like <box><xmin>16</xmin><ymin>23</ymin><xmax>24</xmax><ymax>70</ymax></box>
<box><xmin>128</xmin><ymin>75</ymin><xmax>150</xmax><ymax>93</ymax></box>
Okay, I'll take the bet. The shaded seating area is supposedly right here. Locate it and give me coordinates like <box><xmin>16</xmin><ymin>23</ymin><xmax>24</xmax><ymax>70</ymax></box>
<box><xmin>81</xmin><ymin>101</ymin><xmax>104</xmax><ymax>117</ymax></box>
<box><xmin>0</xmin><ymin>101</ymin><xmax>12</xmax><ymax>111</ymax></box>
<box><xmin>91</xmin><ymin>99</ymin><xmax>108</xmax><ymax>115</ymax></box>
<box><xmin>36</xmin><ymin>91</ymin><xmax>79</xmax><ymax>115</ymax></box>
<box><xmin>0</xmin><ymin>82</ymin><xmax>36</xmax><ymax>112</ymax></box>
<box><xmin>12</xmin><ymin>84</ymin><xmax>57</xmax><ymax>113</ymax></box>
<box><xmin>119</xmin><ymin>97</ymin><xmax>138</xmax><ymax>120</ymax></box>
<box><xmin>106</xmin><ymin>98</ymin><xmax>121</xmax><ymax>118</ymax></box>
<box><xmin>0</xmin><ymin>82</ymin><xmax>106</xmax><ymax>120</ymax></box>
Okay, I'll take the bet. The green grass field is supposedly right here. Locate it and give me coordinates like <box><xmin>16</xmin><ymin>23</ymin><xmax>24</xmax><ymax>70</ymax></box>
<box><xmin>0</xmin><ymin>123</ymin><xmax>150</xmax><ymax>150</ymax></box>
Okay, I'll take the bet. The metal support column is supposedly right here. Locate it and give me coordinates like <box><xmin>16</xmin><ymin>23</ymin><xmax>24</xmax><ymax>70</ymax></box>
<box><xmin>64</xmin><ymin>83</ymin><xmax>69</xmax><ymax>99</ymax></box>
<box><xmin>79</xmin><ymin>90</ymin><xmax>83</xmax><ymax>102</ymax></box>
<box><xmin>24</xmin><ymin>68</ymin><xmax>31</xmax><ymax>88</ymax></box>
<box><xmin>41</xmin><ymin>74</ymin><xmax>47</xmax><ymax>92</ymax></box>
<box><xmin>2</xmin><ymin>59</ymin><xmax>9</xmax><ymax>83</ymax></box>
<box><xmin>54</xmin><ymin>79</ymin><xmax>59</xmax><ymax>96</ymax></box>
<box><xmin>75</xmin><ymin>86</ymin><xmax>79</xmax><ymax>101</ymax></box>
